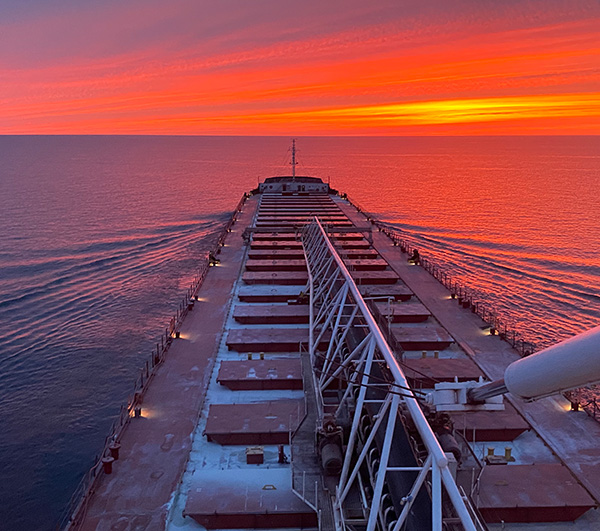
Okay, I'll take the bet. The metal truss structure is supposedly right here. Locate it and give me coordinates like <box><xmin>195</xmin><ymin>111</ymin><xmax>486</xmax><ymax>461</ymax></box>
<box><xmin>301</xmin><ymin>218</ymin><xmax>480</xmax><ymax>531</ymax></box>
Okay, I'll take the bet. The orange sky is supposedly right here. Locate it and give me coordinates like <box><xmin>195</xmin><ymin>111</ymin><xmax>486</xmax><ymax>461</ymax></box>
<box><xmin>1</xmin><ymin>0</ymin><xmax>599</xmax><ymax>135</ymax></box>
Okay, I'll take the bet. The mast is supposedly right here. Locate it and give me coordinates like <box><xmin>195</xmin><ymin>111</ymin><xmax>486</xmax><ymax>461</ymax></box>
<box><xmin>290</xmin><ymin>139</ymin><xmax>297</xmax><ymax>180</ymax></box>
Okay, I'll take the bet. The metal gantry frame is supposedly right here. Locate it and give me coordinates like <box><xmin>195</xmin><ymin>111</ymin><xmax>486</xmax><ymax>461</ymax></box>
<box><xmin>301</xmin><ymin>218</ymin><xmax>478</xmax><ymax>531</ymax></box>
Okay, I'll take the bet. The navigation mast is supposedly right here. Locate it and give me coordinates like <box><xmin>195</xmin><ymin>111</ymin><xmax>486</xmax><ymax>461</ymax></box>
<box><xmin>290</xmin><ymin>139</ymin><xmax>297</xmax><ymax>180</ymax></box>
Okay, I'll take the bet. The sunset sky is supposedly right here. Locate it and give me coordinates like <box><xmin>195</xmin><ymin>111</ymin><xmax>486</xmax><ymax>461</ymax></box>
<box><xmin>1</xmin><ymin>0</ymin><xmax>599</xmax><ymax>135</ymax></box>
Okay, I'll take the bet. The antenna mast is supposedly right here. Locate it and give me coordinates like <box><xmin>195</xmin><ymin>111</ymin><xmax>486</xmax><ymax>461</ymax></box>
<box><xmin>290</xmin><ymin>139</ymin><xmax>297</xmax><ymax>180</ymax></box>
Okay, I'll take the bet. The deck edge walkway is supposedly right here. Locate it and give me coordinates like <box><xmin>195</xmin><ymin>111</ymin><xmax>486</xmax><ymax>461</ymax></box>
<box><xmin>75</xmin><ymin>196</ymin><xmax>259</xmax><ymax>531</ymax></box>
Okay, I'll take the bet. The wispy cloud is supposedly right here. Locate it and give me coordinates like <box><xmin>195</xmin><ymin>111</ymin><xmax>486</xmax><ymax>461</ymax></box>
<box><xmin>1</xmin><ymin>1</ymin><xmax>599</xmax><ymax>134</ymax></box>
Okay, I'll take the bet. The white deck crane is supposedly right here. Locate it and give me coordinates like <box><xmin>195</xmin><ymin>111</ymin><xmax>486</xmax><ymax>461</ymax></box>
<box><xmin>428</xmin><ymin>326</ymin><xmax>600</xmax><ymax>410</ymax></box>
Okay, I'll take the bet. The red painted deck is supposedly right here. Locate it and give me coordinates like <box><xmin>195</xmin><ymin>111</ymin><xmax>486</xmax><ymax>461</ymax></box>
<box><xmin>473</xmin><ymin>464</ymin><xmax>595</xmax><ymax>522</ymax></box>
<box><xmin>259</xmin><ymin>207</ymin><xmax>341</xmax><ymax>212</ymax></box>
<box><xmin>238</xmin><ymin>286</ymin><xmax>303</xmax><ymax>303</ymax></box>
<box><xmin>334</xmin><ymin>240</ymin><xmax>372</xmax><ymax>249</ymax></box>
<box><xmin>245</xmin><ymin>258</ymin><xmax>387</xmax><ymax>272</ymax></box>
<box><xmin>261</xmin><ymin>197</ymin><xmax>332</xmax><ymax>202</ymax></box>
<box><xmin>245</xmin><ymin>259</ymin><xmax>307</xmax><ymax>271</ymax></box>
<box><xmin>339</xmin><ymin>249</ymin><xmax>380</xmax><ymax>258</ymax></box>
<box><xmin>261</xmin><ymin>199</ymin><xmax>334</xmax><ymax>204</ymax></box>
<box><xmin>204</xmin><ymin>400</ymin><xmax>305</xmax><ymax>445</ymax></box>
<box><xmin>248</xmin><ymin>249</ymin><xmax>306</xmax><ymax>259</ymax></box>
<box><xmin>251</xmin><ymin>232</ymin><xmax>363</xmax><ymax>242</ymax></box>
<box><xmin>243</xmin><ymin>271</ymin><xmax>308</xmax><ymax>285</ymax></box>
<box><xmin>257</xmin><ymin>215</ymin><xmax>347</xmax><ymax>221</ymax></box>
<box><xmin>251</xmin><ymin>233</ymin><xmax>302</xmax><ymax>241</ymax></box>
<box><xmin>251</xmin><ymin>241</ymin><xmax>304</xmax><ymax>250</ymax></box>
<box><xmin>250</xmin><ymin>240</ymin><xmax>371</xmax><ymax>250</ymax></box>
<box><xmin>233</xmin><ymin>305</ymin><xmax>310</xmax><ymax>324</ymax></box>
<box><xmin>184</xmin><ymin>469</ymin><xmax>317</xmax><ymax>529</ymax></box>
<box><xmin>226</xmin><ymin>328</ymin><xmax>314</xmax><ymax>352</ymax></box>
<box><xmin>359</xmin><ymin>283</ymin><xmax>414</xmax><ymax>301</ymax></box>
<box><xmin>375</xmin><ymin>300</ymin><xmax>431</xmax><ymax>322</ymax></box>
<box><xmin>391</xmin><ymin>325</ymin><xmax>454</xmax><ymax>350</ymax></box>
<box><xmin>402</xmin><ymin>357</ymin><xmax>483</xmax><ymax>386</ymax></box>
<box><xmin>449</xmin><ymin>401</ymin><xmax>530</xmax><ymax>441</ymax></box>
<box><xmin>256</xmin><ymin>220</ymin><xmax>353</xmax><ymax>227</ymax></box>
<box><xmin>352</xmin><ymin>270</ymin><xmax>399</xmax><ymax>283</ymax></box>
<box><xmin>217</xmin><ymin>359</ymin><xmax>303</xmax><ymax>390</ymax></box>
<box><xmin>342</xmin><ymin>258</ymin><xmax>388</xmax><ymax>271</ymax></box>
<box><xmin>243</xmin><ymin>270</ymin><xmax>399</xmax><ymax>285</ymax></box>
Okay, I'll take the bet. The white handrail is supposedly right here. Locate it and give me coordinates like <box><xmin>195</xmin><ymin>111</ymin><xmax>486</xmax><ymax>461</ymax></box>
<box><xmin>308</xmin><ymin>217</ymin><xmax>477</xmax><ymax>531</ymax></box>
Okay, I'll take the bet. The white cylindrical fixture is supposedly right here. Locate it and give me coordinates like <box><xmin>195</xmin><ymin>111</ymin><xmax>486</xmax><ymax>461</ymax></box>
<box><xmin>504</xmin><ymin>325</ymin><xmax>600</xmax><ymax>400</ymax></box>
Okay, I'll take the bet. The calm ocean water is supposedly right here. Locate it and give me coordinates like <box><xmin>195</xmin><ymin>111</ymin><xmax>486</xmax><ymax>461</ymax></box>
<box><xmin>0</xmin><ymin>135</ymin><xmax>599</xmax><ymax>529</ymax></box>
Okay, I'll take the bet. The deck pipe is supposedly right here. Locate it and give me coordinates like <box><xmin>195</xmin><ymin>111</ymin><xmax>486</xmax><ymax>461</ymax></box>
<box><xmin>469</xmin><ymin>325</ymin><xmax>600</xmax><ymax>403</ymax></box>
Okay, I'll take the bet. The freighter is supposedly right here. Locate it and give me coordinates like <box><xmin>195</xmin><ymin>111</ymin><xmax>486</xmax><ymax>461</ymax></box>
<box><xmin>65</xmin><ymin>142</ymin><xmax>600</xmax><ymax>531</ymax></box>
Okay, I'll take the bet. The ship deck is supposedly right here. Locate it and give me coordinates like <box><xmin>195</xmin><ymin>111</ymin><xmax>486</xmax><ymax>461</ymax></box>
<box><xmin>70</xmin><ymin>187</ymin><xmax>600</xmax><ymax>531</ymax></box>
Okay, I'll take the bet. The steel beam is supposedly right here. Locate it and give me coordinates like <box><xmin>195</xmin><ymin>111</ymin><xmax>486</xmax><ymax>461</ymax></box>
<box><xmin>302</xmin><ymin>218</ymin><xmax>477</xmax><ymax>531</ymax></box>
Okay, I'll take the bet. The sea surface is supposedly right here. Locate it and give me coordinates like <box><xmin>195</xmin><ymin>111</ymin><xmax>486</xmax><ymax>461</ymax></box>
<box><xmin>0</xmin><ymin>135</ymin><xmax>599</xmax><ymax>529</ymax></box>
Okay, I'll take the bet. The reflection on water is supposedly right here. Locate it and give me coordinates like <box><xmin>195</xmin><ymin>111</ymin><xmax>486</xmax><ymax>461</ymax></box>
<box><xmin>0</xmin><ymin>135</ymin><xmax>598</xmax><ymax>529</ymax></box>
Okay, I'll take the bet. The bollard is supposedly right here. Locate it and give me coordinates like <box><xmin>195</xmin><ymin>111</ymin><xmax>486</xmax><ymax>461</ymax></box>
<box><xmin>102</xmin><ymin>456</ymin><xmax>115</xmax><ymax>474</ymax></box>
<box><xmin>109</xmin><ymin>443</ymin><xmax>121</xmax><ymax>460</ymax></box>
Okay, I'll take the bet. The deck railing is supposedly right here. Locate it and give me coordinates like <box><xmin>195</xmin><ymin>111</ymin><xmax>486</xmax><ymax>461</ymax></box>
<box><xmin>59</xmin><ymin>192</ymin><xmax>249</xmax><ymax>530</ymax></box>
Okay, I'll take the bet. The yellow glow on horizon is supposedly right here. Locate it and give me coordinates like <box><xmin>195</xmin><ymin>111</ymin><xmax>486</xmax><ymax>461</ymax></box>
<box><xmin>205</xmin><ymin>93</ymin><xmax>600</xmax><ymax>128</ymax></box>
